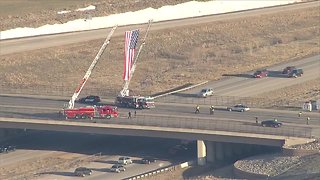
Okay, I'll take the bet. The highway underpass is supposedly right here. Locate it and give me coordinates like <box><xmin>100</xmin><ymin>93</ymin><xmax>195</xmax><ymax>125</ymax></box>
<box><xmin>0</xmin><ymin>117</ymin><xmax>314</xmax><ymax>165</ymax></box>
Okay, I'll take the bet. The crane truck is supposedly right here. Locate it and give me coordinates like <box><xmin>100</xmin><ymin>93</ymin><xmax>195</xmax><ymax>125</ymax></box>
<box><xmin>115</xmin><ymin>20</ymin><xmax>155</xmax><ymax>109</ymax></box>
<box><xmin>62</xmin><ymin>26</ymin><xmax>118</xmax><ymax>120</ymax></box>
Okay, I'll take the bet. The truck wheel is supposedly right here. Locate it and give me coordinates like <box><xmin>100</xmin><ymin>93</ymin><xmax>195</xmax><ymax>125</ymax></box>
<box><xmin>75</xmin><ymin>114</ymin><xmax>81</xmax><ymax>119</ymax></box>
<box><xmin>106</xmin><ymin>115</ymin><xmax>111</xmax><ymax>119</ymax></box>
<box><xmin>81</xmin><ymin>115</ymin><xmax>87</xmax><ymax>119</ymax></box>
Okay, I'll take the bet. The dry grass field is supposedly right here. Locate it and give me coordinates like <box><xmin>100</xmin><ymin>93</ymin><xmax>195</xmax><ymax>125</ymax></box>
<box><xmin>0</xmin><ymin>1</ymin><xmax>319</xmax><ymax>179</ymax></box>
<box><xmin>0</xmin><ymin>1</ymin><xmax>319</xmax><ymax>102</ymax></box>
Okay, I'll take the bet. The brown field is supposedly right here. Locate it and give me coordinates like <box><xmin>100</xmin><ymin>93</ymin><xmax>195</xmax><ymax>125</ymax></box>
<box><xmin>1</xmin><ymin>3</ymin><xmax>319</xmax><ymax>100</ymax></box>
<box><xmin>0</xmin><ymin>0</ymin><xmax>208</xmax><ymax>30</ymax></box>
<box><xmin>0</xmin><ymin>1</ymin><xmax>319</xmax><ymax>179</ymax></box>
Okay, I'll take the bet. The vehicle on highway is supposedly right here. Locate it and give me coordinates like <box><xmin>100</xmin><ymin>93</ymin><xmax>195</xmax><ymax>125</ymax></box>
<box><xmin>227</xmin><ymin>104</ymin><xmax>250</xmax><ymax>112</ymax></box>
<box><xmin>0</xmin><ymin>145</ymin><xmax>16</xmax><ymax>153</ymax></box>
<box><xmin>74</xmin><ymin>167</ymin><xmax>92</xmax><ymax>177</ymax></box>
<box><xmin>282</xmin><ymin>66</ymin><xmax>296</xmax><ymax>74</ymax></box>
<box><xmin>168</xmin><ymin>144</ymin><xmax>189</xmax><ymax>155</ymax></box>
<box><xmin>77</xmin><ymin>95</ymin><xmax>101</xmax><ymax>104</ymax></box>
<box><xmin>115</xmin><ymin>96</ymin><xmax>155</xmax><ymax>109</ymax></box>
<box><xmin>253</xmin><ymin>69</ymin><xmax>268</xmax><ymax>78</ymax></box>
<box><xmin>288</xmin><ymin>68</ymin><xmax>303</xmax><ymax>78</ymax></box>
<box><xmin>261</xmin><ymin>119</ymin><xmax>282</xmax><ymax>128</ymax></box>
<box><xmin>63</xmin><ymin>105</ymin><xmax>118</xmax><ymax>120</ymax></box>
<box><xmin>110</xmin><ymin>164</ymin><xmax>126</xmax><ymax>173</ymax></box>
<box><xmin>118</xmin><ymin>156</ymin><xmax>133</xmax><ymax>165</ymax></box>
<box><xmin>141</xmin><ymin>157</ymin><xmax>157</xmax><ymax>164</ymax></box>
<box><xmin>198</xmin><ymin>88</ymin><xmax>214</xmax><ymax>98</ymax></box>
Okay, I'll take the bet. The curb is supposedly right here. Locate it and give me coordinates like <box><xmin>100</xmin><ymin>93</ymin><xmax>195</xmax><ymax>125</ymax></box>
<box><xmin>152</xmin><ymin>81</ymin><xmax>208</xmax><ymax>99</ymax></box>
<box><xmin>125</xmin><ymin>160</ymin><xmax>194</xmax><ymax>180</ymax></box>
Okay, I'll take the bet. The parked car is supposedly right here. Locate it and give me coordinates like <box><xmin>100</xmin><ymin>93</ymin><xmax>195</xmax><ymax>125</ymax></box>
<box><xmin>0</xmin><ymin>145</ymin><xmax>16</xmax><ymax>153</ymax></box>
<box><xmin>227</xmin><ymin>104</ymin><xmax>250</xmax><ymax>112</ymax></box>
<box><xmin>168</xmin><ymin>144</ymin><xmax>188</xmax><ymax>155</ymax></box>
<box><xmin>77</xmin><ymin>95</ymin><xmax>101</xmax><ymax>104</ymax></box>
<box><xmin>110</xmin><ymin>164</ymin><xmax>126</xmax><ymax>173</ymax></box>
<box><xmin>253</xmin><ymin>69</ymin><xmax>268</xmax><ymax>78</ymax></box>
<box><xmin>282</xmin><ymin>66</ymin><xmax>296</xmax><ymax>74</ymax></box>
<box><xmin>74</xmin><ymin>167</ymin><xmax>92</xmax><ymax>177</ymax></box>
<box><xmin>118</xmin><ymin>156</ymin><xmax>133</xmax><ymax>165</ymax></box>
<box><xmin>288</xmin><ymin>68</ymin><xmax>303</xmax><ymax>78</ymax></box>
<box><xmin>141</xmin><ymin>157</ymin><xmax>157</xmax><ymax>164</ymax></box>
<box><xmin>198</xmin><ymin>88</ymin><xmax>214</xmax><ymax>97</ymax></box>
<box><xmin>261</xmin><ymin>119</ymin><xmax>282</xmax><ymax>128</ymax></box>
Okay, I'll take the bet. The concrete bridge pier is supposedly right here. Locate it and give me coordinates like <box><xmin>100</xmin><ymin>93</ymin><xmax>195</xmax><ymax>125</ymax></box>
<box><xmin>215</xmin><ymin>142</ymin><xmax>224</xmax><ymax>161</ymax></box>
<box><xmin>197</xmin><ymin>140</ymin><xmax>206</xmax><ymax>165</ymax></box>
<box><xmin>206</xmin><ymin>141</ymin><xmax>215</xmax><ymax>163</ymax></box>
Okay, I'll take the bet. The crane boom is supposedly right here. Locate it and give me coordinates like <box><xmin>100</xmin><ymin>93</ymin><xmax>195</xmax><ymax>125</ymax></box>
<box><xmin>68</xmin><ymin>25</ymin><xmax>118</xmax><ymax>109</ymax></box>
<box><xmin>120</xmin><ymin>20</ymin><xmax>153</xmax><ymax>97</ymax></box>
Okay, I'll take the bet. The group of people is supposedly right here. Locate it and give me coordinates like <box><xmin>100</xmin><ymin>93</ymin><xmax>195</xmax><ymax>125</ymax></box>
<box><xmin>195</xmin><ymin>105</ymin><xmax>215</xmax><ymax>115</ymax></box>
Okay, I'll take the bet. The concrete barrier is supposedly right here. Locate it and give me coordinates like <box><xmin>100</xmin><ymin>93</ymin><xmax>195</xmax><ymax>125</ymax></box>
<box><xmin>282</xmin><ymin>147</ymin><xmax>320</xmax><ymax>156</ymax></box>
<box><xmin>125</xmin><ymin>160</ymin><xmax>195</xmax><ymax>180</ymax></box>
<box><xmin>152</xmin><ymin>81</ymin><xmax>208</xmax><ymax>99</ymax></box>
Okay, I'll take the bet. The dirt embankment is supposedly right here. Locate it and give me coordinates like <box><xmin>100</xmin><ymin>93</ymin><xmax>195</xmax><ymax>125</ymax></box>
<box><xmin>1</xmin><ymin>5</ymin><xmax>319</xmax><ymax>97</ymax></box>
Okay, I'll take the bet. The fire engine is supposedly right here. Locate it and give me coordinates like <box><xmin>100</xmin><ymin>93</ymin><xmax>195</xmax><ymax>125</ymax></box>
<box><xmin>63</xmin><ymin>105</ymin><xmax>118</xmax><ymax>120</ymax></box>
<box><xmin>115</xmin><ymin>96</ymin><xmax>155</xmax><ymax>109</ymax></box>
<box><xmin>117</xmin><ymin>20</ymin><xmax>156</xmax><ymax>109</ymax></box>
<box><xmin>62</xmin><ymin>26</ymin><xmax>119</xmax><ymax>120</ymax></box>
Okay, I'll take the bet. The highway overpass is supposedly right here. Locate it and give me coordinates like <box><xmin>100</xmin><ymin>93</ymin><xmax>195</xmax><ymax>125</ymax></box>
<box><xmin>0</xmin><ymin>117</ymin><xmax>314</xmax><ymax>165</ymax></box>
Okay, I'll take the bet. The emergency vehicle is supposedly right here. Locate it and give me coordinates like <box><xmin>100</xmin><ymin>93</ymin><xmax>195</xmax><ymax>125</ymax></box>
<box><xmin>115</xmin><ymin>96</ymin><xmax>155</xmax><ymax>109</ymax></box>
<box><xmin>63</xmin><ymin>105</ymin><xmax>118</xmax><ymax>120</ymax></box>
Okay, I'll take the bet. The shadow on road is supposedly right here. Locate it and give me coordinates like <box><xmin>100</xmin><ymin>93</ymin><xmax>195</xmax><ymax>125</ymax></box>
<box><xmin>38</xmin><ymin>171</ymin><xmax>75</xmax><ymax>177</ymax></box>
<box><xmin>222</xmin><ymin>73</ymin><xmax>253</xmax><ymax>78</ymax></box>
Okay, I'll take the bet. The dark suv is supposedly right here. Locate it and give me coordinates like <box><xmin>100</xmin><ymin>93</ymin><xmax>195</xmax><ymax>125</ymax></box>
<box><xmin>282</xmin><ymin>66</ymin><xmax>296</xmax><ymax>74</ymax></box>
<box><xmin>0</xmin><ymin>145</ymin><xmax>16</xmax><ymax>153</ymax></box>
<box><xmin>253</xmin><ymin>69</ymin><xmax>268</xmax><ymax>78</ymax></box>
<box><xmin>261</xmin><ymin>119</ymin><xmax>282</xmax><ymax>128</ymax></box>
<box><xmin>288</xmin><ymin>69</ymin><xmax>303</xmax><ymax>78</ymax></box>
<box><xmin>77</xmin><ymin>95</ymin><xmax>101</xmax><ymax>104</ymax></box>
<box><xmin>74</xmin><ymin>167</ymin><xmax>92</xmax><ymax>177</ymax></box>
<box><xmin>141</xmin><ymin>157</ymin><xmax>157</xmax><ymax>164</ymax></box>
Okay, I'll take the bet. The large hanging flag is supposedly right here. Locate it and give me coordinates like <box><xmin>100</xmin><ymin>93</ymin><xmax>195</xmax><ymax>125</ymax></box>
<box><xmin>123</xmin><ymin>29</ymin><xmax>140</xmax><ymax>80</ymax></box>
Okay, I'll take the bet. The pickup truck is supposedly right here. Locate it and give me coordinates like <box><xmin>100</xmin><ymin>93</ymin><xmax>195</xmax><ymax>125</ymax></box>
<box><xmin>288</xmin><ymin>68</ymin><xmax>303</xmax><ymax>78</ymax></box>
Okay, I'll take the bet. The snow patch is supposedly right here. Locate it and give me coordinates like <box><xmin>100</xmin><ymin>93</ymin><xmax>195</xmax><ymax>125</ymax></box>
<box><xmin>1</xmin><ymin>0</ymin><xmax>301</xmax><ymax>40</ymax></box>
<box><xmin>76</xmin><ymin>5</ymin><xmax>96</xmax><ymax>12</ymax></box>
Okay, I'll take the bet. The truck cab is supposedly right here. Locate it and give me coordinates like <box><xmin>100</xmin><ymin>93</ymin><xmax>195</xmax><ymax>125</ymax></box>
<box><xmin>115</xmin><ymin>96</ymin><xmax>155</xmax><ymax>109</ymax></box>
<box><xmin>288</xmin><ymin>68</ymin><xmax>303</xmax><ymax>78</ymax></box>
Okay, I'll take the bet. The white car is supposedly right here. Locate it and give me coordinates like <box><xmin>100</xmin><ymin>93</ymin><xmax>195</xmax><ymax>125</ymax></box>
<box><xmin>227</xmin><ymin>104</ymin><xmax>250</xmax><ymax>112</ymax></box>
<box><xmin>118</xmin><ymin>157</ymin><xmax>132</xmax><ymax>165</ymax></box>
<box><xmin>198</xmin><ymin>88</ymin><xmax>214</xmax><ymax>97</ymax></box>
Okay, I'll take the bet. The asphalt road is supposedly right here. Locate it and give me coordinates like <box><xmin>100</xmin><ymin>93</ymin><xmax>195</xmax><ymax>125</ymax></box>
<box><xmin>0</xmin><ymin>2</ymin><xmax>319</xmax><ymax>179</ymax></box>
<box><xmin>0</xmin><ymin>131</ymin><xmax>186</xmax><ymax>180</ymax></box>
<box><xmin>160</xmin><ymin>54</ymin><xmax>320</xmax><ymax>98</ymax></box>
<box><xmin>0</xmin><ymin>1</ymin><xmax>318</xmax><ymax>55</ymax></box>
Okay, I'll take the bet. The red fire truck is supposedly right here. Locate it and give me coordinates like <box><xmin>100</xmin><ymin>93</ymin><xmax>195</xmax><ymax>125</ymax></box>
<box><xmin>63</xmin><ymin>105</ymin><xmax>118</xmax><ymax>120</ymax></box>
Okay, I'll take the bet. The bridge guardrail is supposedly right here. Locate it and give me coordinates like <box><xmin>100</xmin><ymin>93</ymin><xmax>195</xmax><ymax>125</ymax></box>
<box><xmin>55</xmin><ymin>115</ymin><xmax>312</xmax><ymax>138</ymax></box>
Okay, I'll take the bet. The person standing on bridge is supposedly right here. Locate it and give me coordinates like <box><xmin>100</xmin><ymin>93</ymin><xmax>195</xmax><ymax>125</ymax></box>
<box><xmin>195</xmin><ymin>105</ymin><xmax>200</xmax><ymax>114</ymax></box>
<box><xmin>306</xmin><ymin>117</ymin><xmax>310</xmax><ymax>125</ymax></box>
<box><xmin>128</xmin><ymin>111</ymin><xmax>132</xmax><ymax>119</ymax></box>
<box><xmin>298</xmin><ymin>111</ymin><xmax>302</xmax><ymax>118</ymax></box>
<box><xmin>210</xmin><ymin>106</ymin><xmax>215</xmax><ymax>115</ymax></box>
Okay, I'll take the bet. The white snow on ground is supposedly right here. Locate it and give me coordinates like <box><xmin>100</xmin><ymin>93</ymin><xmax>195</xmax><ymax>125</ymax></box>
<box><xmin>0</xmin><ymin>0</ymin><xmax>301</xmax><ymax>40</ymax></box>
<box><xmin>57</xmin><ymin>10</ymin><xmax>71</xmax><ymax>14</ymax></box>
<box><xmin>76</xmin><ymin>5</ymin><xmax>96</xmax><ymax>12</ymax></box>
<box><xmin>57</xmin><ymin>5</ymin><xmax>95</xmax><ymax>14</ymax></box>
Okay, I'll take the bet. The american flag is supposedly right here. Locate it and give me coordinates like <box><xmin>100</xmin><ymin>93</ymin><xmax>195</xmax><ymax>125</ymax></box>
<box><xmin>123</xmin><ymin>29</ymin><xmax>140</xmax><ymax>80</ymax></box>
